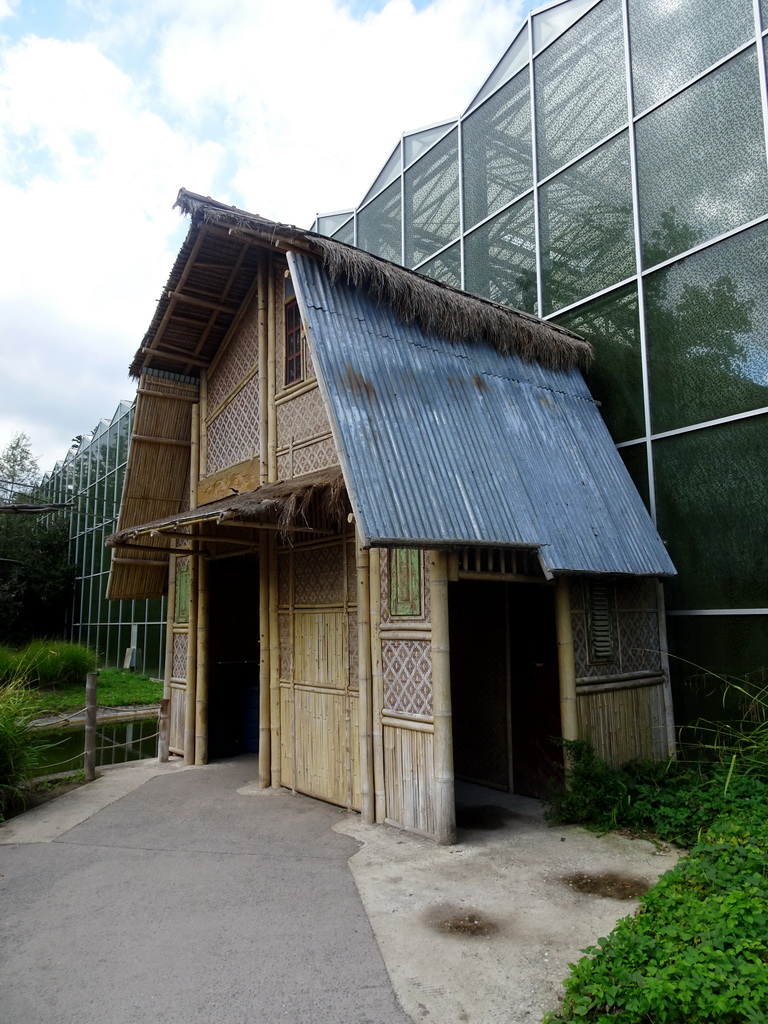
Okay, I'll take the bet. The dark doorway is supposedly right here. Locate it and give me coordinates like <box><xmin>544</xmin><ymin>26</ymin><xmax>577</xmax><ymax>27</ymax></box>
<box><xmin>207</xmin><ymin>554</ymin><xmax>260</xmax><ymax>759</ymax></box>
<box><xmin>449</xmin><ymin>580</ymin><xmax>562</xmax><ymax>798</ymax></box>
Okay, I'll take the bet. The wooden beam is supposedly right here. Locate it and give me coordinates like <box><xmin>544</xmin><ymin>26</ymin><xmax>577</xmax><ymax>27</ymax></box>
<box><xmin>140</xmin><ymin>345</ymin><xmax>209</xmax><ymax>368</ymax></box>
<box><xmin>165</xmin><ymin>290</ymin><xmax>239</xmax><ymax>314</ymax></box>
<box><xmin>150</xmin><ymin>530</ymin><xmax>260</xmax><ymax>549</ymax></box>
<box><xmin>136</xmin><ymin>388</ymin><xmax>199</xmax><ymax>402</ymax></box>
<box><xmin>131</xmin><ymin>435</ymin><xmax>192</xmax><ymax>447</ymax></box>
<box><xmin>111</xmin><ymin>556</ymin><xmax>169</xmax><ymax>567</ymax></box>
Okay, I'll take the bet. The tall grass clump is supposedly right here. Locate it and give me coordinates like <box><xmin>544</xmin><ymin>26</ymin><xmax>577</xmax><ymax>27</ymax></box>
<box><xmin>0</xmin><ymin>675</ymin><xmax>45</xmax><ymax>820</ymax></box>
<box><xmin>7</xmin><ymin>641</ymin><xmax>98</xmax><ymax>689</ymax></box>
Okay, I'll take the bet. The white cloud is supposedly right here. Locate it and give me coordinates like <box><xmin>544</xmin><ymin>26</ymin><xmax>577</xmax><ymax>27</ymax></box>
<box><xmin>0</xmin><ymin>0</ymin><xmax>528</xmax><ymax>470</ymax></box>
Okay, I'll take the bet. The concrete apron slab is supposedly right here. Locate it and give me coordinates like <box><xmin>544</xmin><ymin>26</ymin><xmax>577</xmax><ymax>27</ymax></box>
<box><xmin>336</xmin><ymin>790</ymin><xmax>679</xmax><ymax>1024</ymax></box>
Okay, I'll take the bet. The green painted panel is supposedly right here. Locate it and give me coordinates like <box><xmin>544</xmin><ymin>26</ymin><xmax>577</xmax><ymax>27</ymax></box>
<box><xmin>175</xmin><ymin>561</ymin><xmax>190</xmax><ymax>624</ymax></box>
<box><xmin>390</xmin><ymin>549</ymin><xmax>422</xmax><ymax>617</ymax></box>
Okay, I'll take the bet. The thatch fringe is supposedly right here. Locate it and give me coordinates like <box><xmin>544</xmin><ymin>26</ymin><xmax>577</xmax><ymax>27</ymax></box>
<box><xmin>106</xmin><ymin>467</ymin><xmax>349</xmax><ymax>545</ymax></box>
<box><xmin>172</xmin><ymin>189</ymin><xmax>591</xmax><ymax>372</ymax></box>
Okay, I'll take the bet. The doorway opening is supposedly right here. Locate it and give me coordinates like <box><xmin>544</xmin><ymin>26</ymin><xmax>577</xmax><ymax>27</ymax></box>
<box><xmin>207</xmin><ymin>554</ymin><xmax>260</xmax><ymax>759</ymax></box>
<box><xmin>448</xmin><ymin>579</ymin><xmax>562</xmax><ymax>802</ymax></box>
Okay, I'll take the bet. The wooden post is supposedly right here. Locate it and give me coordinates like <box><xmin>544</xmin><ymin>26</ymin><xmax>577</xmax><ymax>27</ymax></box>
<box><xmin>267</xmin><ymin>255</ymin><xmax>278</xmax><ymax>483</ymax></box>
<box><xmin>369</xmin><ymin>548</ymin><xmax>386</xmax><ymax>822</ymax></box>
<box><xmin>183</xmin><ymin>543</ymin><xmax>198</xmax><ymax>766</ymax></box>
<box><xmin>655</xmin><ymin>580</ymin><xmax>677</xmax><ymax>758</ymax></box>
<box><xmin>258</xmin><ymin>258</ymin><xmax>268</xmax><ymax>484</ymax></box>
<box><xmin>258</xmin><ymin>532</ymin><xmax>271</xmax><ymax>787</ymax></box>
<box><xmin>356</xmin><ymin>534</ymin><xmax>374</xmax><ymax>824</ymax></box>
<box><xmin>84</xmin><ymin>671</ymin><xmax>98</xmax><ymax>782</ymax></box>
<box><xmin>555</xmin><ymin>577</ymin><xmax>579</xmax><ymax>765</ymax></box>
<box><xmin>158</xmin><ymin>698</ymin><xmax>170</xmax><ymax>762</ymax></box>
<box><xmin>429</xmin><ymin>550</ymin><xmax>456</xmax><ymax>845</ymax></box>
<box><xmin>195</xmin><ymin>552</ymin><xmax>209</xmax><ymax>765</ymax></box>
<box><xmin>268</xmin><ymin>535</ymin><xmax>281</xmax><ymax>789</ymax></box>
<box><xmin>190</xmin><ymin>403</ymin><xmax>200</xmax><ymax>509</ymax></box>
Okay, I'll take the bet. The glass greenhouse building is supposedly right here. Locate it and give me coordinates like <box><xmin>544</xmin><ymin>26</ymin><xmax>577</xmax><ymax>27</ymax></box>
<box><xmin>315</xmin><ymin>0</ymin><xmax>768</xmax><ymax>718</ymax></box>
<box><xmin>40</xmin><ymin>401</ymin><xmax>166</xmax><ymax>677</ymax></box>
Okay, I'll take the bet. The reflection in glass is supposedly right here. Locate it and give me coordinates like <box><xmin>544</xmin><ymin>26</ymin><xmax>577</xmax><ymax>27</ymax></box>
<box><xmin>361</xmin><ymin>143</ymin><xmax>401</xmax><ymax>206</ymax></box>
<box><xmin>464</xmin><ymin>198</ymin><xmax>537</xmax><ymax>313</ymax></box>
<box><xmin>404</xmin><ymin>123</ymin><xmax>454</xmax><ymax>167</ymax></box>
<box><xmin>618</xmin><ymin>443</ymin><xmax>650</xmax><ymax>511</ymax></box>
<box><xmin>533</xmin><ymin>0</ymin><xmax>600</xmax><ymax>51</ymax></box>
<box><xmin>654</xmin><ymin>416</ymin><xmax>768</xmax><ymax>610</ymax></box>
<box><xmin>331</xmin><ymin>219</ymin><xmax>355</xmax><ymax>246</ymax></box>
<box><xmin>539</xmin><ymin>133</ymin><xmax>634</xmax><ymax>314</ymax></box>
<box><xmin>554</xmin><ymin>285</ymin><xmax>644</xmax><ymax>443</ymax></box>
<box><xmin>645</xmin><ymin>222</ymin><xmax>768</xmax><ymax>433</ymax></box>
<box><xmin>404</xmin><ymin>129</ymin><xmax>460</xmax><ymax>267</ymax></box>
<box><xmin>637</xmin><ymin>49</ymin><xmax>768</xmax><ymax>268</ymax></box>
<box><xmin>462</xmin><ymin>70</ymin><xmax>532</xmax><ymax>231</ymax></box>
<box><xmin>628</xmin><ymin>0</ymin><xmax>753</xmax><ymax>114</ymax></box>
<box><xmin>417</xmin><ymin>243</ymin><xmax>461</xmax><ymax>288</ymax></box>
<box><xmin>358</xmin><ymin>180</ymin><xmax>402</xmax><ymax>263</ymax></box>
<box><xmin>466</xmin><ymin>24</ymin><xmax>529</xmax><ymax>113</ymax></box>
<box><xmin>534</xmin><ymin>0</ymin><xmax>626</xmax><ymax>179</ymax></box>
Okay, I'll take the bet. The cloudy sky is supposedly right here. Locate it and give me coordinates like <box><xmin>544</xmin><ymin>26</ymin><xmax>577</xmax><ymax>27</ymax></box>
<box><xmin>0</xmin><ymin>0</ymin><xmax>534</xmax><ymax>473</ymax></box>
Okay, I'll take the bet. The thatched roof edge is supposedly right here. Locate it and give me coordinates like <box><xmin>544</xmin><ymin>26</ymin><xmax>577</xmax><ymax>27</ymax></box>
<box><xmin>171</xmin><ymin>190</ymin><xmax>591</xmax><ymax>372</ymax></box>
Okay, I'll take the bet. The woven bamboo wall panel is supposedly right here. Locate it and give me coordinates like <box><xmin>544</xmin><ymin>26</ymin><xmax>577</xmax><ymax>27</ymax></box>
<box><xmin>206</xmin><ymin>376</ymin><xmax>260</xmax><ymax>475</ymax></box>
<box><xmin>207</xmin><ymin>299</ymin><xmax>260</xmax><ymax>412</ymax></box>
<box><xmin>276</xmin><ymin>387</ymin><xmax>330</xmax><ymax>448</ymax></box>
<box><xmin>379</xmin><ymin>549</ymin><xmax>431</xmax><ymax>625</ymax></box>
<box><xmin>347</xmin><ymin>610</ymin><xmax>358</xmax><ymax>690</ymax></box>
<box><xmin>278</xmin><ymin>611</ymin><xmax>292</xmax><ymax>679</ymax></box>
<box><xmin>277</xmin><ymin>436</ymin><xmax>339</xmax><ymax>480</ymax></box>
<box><xmin>294</xmin><ymin>543</ymin><xmax>345</xmax><ymax>606</ymax></box>
<box><xmin>278</xmin><ymin>552</ymin><xmax>291</xmax><ymax>607</ymax></box>
<box><xmin>172</xmin><ymin>632</ymin><xmax>188</xmax><ymax>680</ymax></box>
<box><xmin>169</xmin><ymin>682</ymin><xmax>186</xmax><ymax>753</ymax></box>
<box><xmin>577</xmin><ymin>679</ymin><xmax>668</xmax><ymax>765</ymax></box>
<box><xmin>294</xmin><ymin>611</ymin><xmax>346</xmax><ymax>688</ymax></box>
<box><xmin>572</xmin><ymin>579</ymin><xmax>662</xmax><ymax>679</ymax></box>
<box><xmin>294</xmin><ymin>688</ymin><xmax>348</xmax><ymax>806</ymax></box>
<box><xmin>382</xmin><ymin>639</ymin><xmax>433</xmax><ymax>716</ymax></box>
<box><xmin>383</xmin><ymin>724</ymin><xmax>436</xmax><ymax>836</ymax></box>
<box><xmin>280</xmin><ymin>684</ymin><xmax>293</xmax><ymax>785</ymax></box>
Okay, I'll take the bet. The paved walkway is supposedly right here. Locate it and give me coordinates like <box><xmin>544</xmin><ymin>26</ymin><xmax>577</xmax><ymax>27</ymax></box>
<box><xmin>0</xmin><ymin>759</ymin><xmax>679</xmax><ymax>1024</ymax></box>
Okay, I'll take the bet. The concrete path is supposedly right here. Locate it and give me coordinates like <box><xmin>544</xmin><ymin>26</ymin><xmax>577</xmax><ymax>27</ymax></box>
<box><xmin>0</xmin><ymin>761</ymin><xmax>679</xmax><ymax>1024</ymax></box>
<box><xmin>0</xmin><ymin>757</ymin><xmax>410</xmax><ymax>1024</ymax></box>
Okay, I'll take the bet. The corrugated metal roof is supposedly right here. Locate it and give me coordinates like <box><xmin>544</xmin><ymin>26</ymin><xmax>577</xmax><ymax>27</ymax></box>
<box><xmin>289</xmin><ymin>252</ymin><xmax>675</xmax><ymax>578</ymax></box>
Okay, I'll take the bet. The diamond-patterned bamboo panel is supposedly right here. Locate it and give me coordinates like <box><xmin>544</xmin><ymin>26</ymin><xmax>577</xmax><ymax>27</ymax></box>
<box><xmin>172</xmin><ymin>632</ymin><xmax>188</xmax><ymax>681</ymax></box>
<box><xmin>294</xmin><ymin>542</ymin><xmax>346</xmax><ymax>606</ymax></box>
<box><xmin>276</xmin><ymin>388</ymin><xmax>331</xmax><ymax>448</ymax></box>
<box><xmin>206</xmin><ymin>377</ymin><xmax>260</xmax><ymax>474</ymax></box>
<box><xmin>382</xmin><ymin>639</ymin><xmax>433</xmax><ymax>715</ymax></box>
<box><xmin>207</xmin><ymin>302</ymin><xmax>260</xmax><ymax>412</ymax></box>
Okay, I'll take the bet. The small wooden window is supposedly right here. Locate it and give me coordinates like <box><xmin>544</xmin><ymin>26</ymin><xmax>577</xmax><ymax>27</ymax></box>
<box><xmin>586</xmin><ymin>580</ymin><xmax>614</xmax><ymax>663</ymax></box>
<box><xmin>285</xmin><ymin>299</ymin><xmax>303</xmax><ymax>385</ymax></box>
<box><xmin>175</xmin><ymin>560</ymin><xmax>190</xmax><ymax>624</ymax></box>
<box><xmin>390</xmin><ymin>549</ymin><xmax>422</xmax><ymax>616</ymax></box>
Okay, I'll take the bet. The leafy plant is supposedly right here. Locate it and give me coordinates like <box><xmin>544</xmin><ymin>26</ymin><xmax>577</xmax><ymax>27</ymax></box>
<box><xmin>0</xmin><ymin>674</ymin><xmax>46</xmax><ymax>820</ymax></box>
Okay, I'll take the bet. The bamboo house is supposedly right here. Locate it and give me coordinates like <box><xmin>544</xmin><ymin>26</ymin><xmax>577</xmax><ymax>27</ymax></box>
<box><xmin>107</xmin><ymin>189</ymin><xmax>676</xmax><ymax>843</ymax></box>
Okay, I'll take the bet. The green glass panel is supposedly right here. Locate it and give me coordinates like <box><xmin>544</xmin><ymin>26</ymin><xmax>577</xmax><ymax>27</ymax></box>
<box><xmin>331</xmin><ymin>218</ymin><xmax>354</xmax><ymax>246</ymax></box>
<box><xmin>637</xmin><ymin>49</ymin><xmax>768</xmax><ymax>268</ymax></box>
<box><xmin>358</xmin><ymin>179</ymin><xmax>401</xmax><ymax>263</ymax></box>
<box><xmin>462</xmin><ymin>69</ymin><xmax>532</xmax><ymax>230</ymax></box>
<box><xmin>534</xmin><ymin>0</ymin><xmax>626</xmax><ymax>179</ymax></box>
<box><xmin>628</xmin><ymin>0</ymin><xmax>754</xmax><ymax>114</ymax></box>
<box><xmin>418</xmin><ymin>243</ymin><xmax>461</xmax><ymax>288</ymax></box>
<box><xmin>554</xmin><ymin>284</ymin><xmax>644</xmax><ymax>442</ymax></box>
<box><xmin>464</xmin><ymin>197</ymin><xmax>537</xmax><ymax>314</ymax></box>
<box><xmin>665</xmin><ymin>614</ymin><xmax>768</xmax><ymax>725</ymax></box>
<box><xmin>645</xmin><ymin>222</ymin><xmax>768</xmax><ymax>433</ymax></box>
<box><xmin>390</xmin><ymin>549</ymin><xmax>422</xmax><ymax>616</ymax></box>
<box><xmin>404</xmin><ymin>128</ymin><xmax>460</xmax><ymax>267</ymax></box>
<box><xmin>653</xmin><ymin>416</ymin><xmax>768</xmax><ymax>610</ymax></box>
<box><xmin>618</xmin><ymin>443</ymin><xmax>650</xmax><ymax>511</ymax></box>
<box><xmin>539</xmin><ymin>133</ymin><xmax>634</xmax><ymax>314</ymax></box>
<box><xmin>175</xmin><ymin>561</ymin><xmax>190</xmax><ymax>624</ymax></box>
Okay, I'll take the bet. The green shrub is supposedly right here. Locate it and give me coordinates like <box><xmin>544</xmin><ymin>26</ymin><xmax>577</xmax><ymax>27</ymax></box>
<box><xmin>544</xmin><ymin>811</ymin><xmax>768</xmax><ymax>1023</ymax></box>
<box><xmin>0</xmin><ymin>645</ymin><xmax>17</xmax><ymax>684</ymax></box>
<box><xmin>16</xmin><ymin>641</ymin><xmax>98</xmax><ymax>688</ymax></box>
<box><xmin>0</xmin><ymin>675</ymin><xmax>46</xmax><ymax>820</ymax></box>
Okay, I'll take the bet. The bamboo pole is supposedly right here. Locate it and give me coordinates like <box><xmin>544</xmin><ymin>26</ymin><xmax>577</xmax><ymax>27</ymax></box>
<box><xmin>158</xmin><ymin>699</ymin><xmax>170</xmax><ymax>762</ymax></box>
<box><xmin>183</xmin><ymin>540</ymin><xmax>198</xmax><ymax>766</ymax></box>
<box><xmin>356</xmin><ymin>534</ymin><xmax>374</xmax><ymax>824</ymax></box>
<box><xmin>267</xmin><ymin>256</ymin><xmax>278</xmax><ymax>483</ymax></box>
<box><xmin>190</xmin><ymin>403</ymin><xmax>200</xmax><ymax>509</ymax></box>
<box><xmin>199</xmin><ymin>370</ymin><xmax>208</xmax><ymax>480</ymax></box>
<box><xmin>429</xmin><ymin>550</ymin><xmax>456</xmax><ymax>845</ymax></box>
<box><xmin>555</xmin><ymin>577</ymin><xmax>579</xmax><ymax>760</ymax></box>
<box><xmin>655</xmin><ymin>579</ymin><xmax>677</xmax><ymax>758</ymax></box>
<box><xmin>369</xmin><ymin>548</ymin><xmax>386</xmax><ymax>822</ymax></box>
<box><xmin>269</xmin><ymin>534</ymin><xmax>281</xmax><ymax>789</ymax></box>
<box><xmin>195</xmin><ymin>552</ymin><xmax>209</xmax><ymax>765</ymax></box>
<box><xmin>159</xmin><ymin>553</ymin><xmax>176</xmax><ymax>762</ymax></box>
<box><xmin>258</xmin><ymin>532</ymin><xmax>271</xmax><ymax>787</ymax></box>
<box><xmin>258</xmin><ymin>258</ymin><xmax>268</xmax><ymax>484</ymax></box>
<box><xmin>84</xmin><ymin>672</ymin><xmax>98</xmax><ymax>782</ymax></box>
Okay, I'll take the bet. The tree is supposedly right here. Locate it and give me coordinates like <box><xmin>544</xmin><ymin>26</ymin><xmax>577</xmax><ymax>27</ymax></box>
<box><xmin>0</xmin><ymin>435</ymin><xmax>74</xmax><ymax>645</ymax></box>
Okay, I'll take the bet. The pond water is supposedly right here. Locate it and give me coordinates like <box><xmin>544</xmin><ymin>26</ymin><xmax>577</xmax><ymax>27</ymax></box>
<box><xmin>35</xmin><ymin>716</ymin><xmax>159</xmax><ymax>775</ymax></box>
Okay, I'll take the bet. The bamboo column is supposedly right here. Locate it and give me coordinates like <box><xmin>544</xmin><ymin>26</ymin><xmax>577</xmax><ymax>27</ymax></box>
<box><xmin>195</xmin><ymin>551</ymin><xmax>209</xmax><ymax>765</ymax></box>
<box><xmin>369</xmin><ymin>549</ymin><xmax>386</xmax><ymax>822</ymax></box>
<box><xmin>356</xmin><ymin>534</ymin><xmax>374</xmax><ymax>824</ymax></box>
<box><xmin>429</xmin><ymin>550</ymin><xmax>456</xmax><ymax>846</ymax></box>
<box><xmin>267</xmin><ymin>256</ymin><xmax>277</xmax><ymax>483</ymax></box>
<box><xmin>268</xmin><ymin>534</ymin><xmax>281</xmax><ymax>789</ymax></box>
<box><xmin>555</xmin><ymin>577</ymin><xmax>579</xmax><ymax>756</ymax></box>
<box><xmin>258</xmin><ymin>532</ymin><xmax>271</xmax><ymax>787</ymax></box>
<box><xmin>655</xmin><ymin>580</ymin><xmax>677</xmax><ymax>758</ymax></box>
<box><xmin>257</xmin><ymin>258</ymin><xmax>268</xmax><ymax>484</ymax></box>
<box><xmin>183</xmin><ymin>540</ymin><xmax>198</xmax><ymax>766</ymax></box>
<box><xmin>159</xmin><ymin>552</ymin><xmax>177</xmax><ymax>762</ymax></box>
